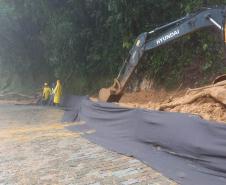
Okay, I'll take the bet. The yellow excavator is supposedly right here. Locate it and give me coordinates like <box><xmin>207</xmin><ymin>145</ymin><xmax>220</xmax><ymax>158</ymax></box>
<box><xmin>99</xmin><ymin>6</ymin><xmax>226</xmax><ymax>102</ymax></box>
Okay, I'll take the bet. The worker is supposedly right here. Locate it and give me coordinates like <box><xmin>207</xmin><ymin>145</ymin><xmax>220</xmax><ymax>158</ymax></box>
<box><xmin>51</xmin><ymin>82</ymin><xmax>56</xmax><ymax>92</ymax></box>
<box><xmin>53</xmin><ymin>80</ymin><xmax>62</xmax><ymax>106</ymax></box>
<box><xmin>42</xmin><ymin>82</ymin><xmax>52</xmax><ymax>105</ymax></box>
<box><xmin>48</xmin><ymin>82</ymin><xmax>56</xmax><ymax>105</ymax></box>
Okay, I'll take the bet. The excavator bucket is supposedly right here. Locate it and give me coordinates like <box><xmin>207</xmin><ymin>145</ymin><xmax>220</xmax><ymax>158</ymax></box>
<box><xmin>98</xmin><ymin>79</ymin><xmax>123</xmax><ymax>102</ymax></box>
<box><xmin>99</xmin><ymin>88</ymin><xmax>111</xmax><ymax>102</ymax></box>
<box><xmin>98</xmin><ymin>88</ymin><xmax>122</xmax><ymax>102</ymax></box>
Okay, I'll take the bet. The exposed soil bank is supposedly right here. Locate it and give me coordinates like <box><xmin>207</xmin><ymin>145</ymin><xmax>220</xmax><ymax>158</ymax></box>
<box><xmin>119</xmin><ymin>87</ymin><xmax>226</xmax><ymax>123</ymax></box>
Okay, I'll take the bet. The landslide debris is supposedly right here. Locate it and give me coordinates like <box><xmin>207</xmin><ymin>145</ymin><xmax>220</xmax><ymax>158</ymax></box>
<box><xmin>119</xmin><ymin>81</ymin><xmax>226</xmax><ymax>123</ymax></box>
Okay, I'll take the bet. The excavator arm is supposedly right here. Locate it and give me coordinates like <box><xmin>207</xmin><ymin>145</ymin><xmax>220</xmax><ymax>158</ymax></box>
<box><xmin>99</xmin><ymin>7</ymin><xmax>226</xmax><ymax>102</ymax></box>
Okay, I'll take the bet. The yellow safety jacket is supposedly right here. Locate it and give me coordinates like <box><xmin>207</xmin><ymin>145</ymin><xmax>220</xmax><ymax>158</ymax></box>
<box><xmin>43</xmin><ymin>87</ymin><xmax>52</xmax><ymax>101</ymax></box>
<box><xmin>53</xmin><ymin>82</ymin><xmax>62</xmax><ymax>104</ymax></box>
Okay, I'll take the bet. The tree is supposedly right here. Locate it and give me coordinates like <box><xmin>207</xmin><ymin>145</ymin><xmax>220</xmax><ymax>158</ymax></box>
<box><xmin>0</xmin><ymin>0</ymin><xmax>226</xmax><ymax>93</ymax></box>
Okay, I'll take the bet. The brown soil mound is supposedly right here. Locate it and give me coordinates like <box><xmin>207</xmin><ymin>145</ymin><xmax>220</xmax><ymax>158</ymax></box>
<box><xmin>119</xmin><ymin>86</ymin><xmax>226</xmax><ymax>123</ymax></box>
<box><xmin>164</xmin><ymin>97</ymin><xmax>226</xmax><ymax>123</ymax></box>
<box><xmin>120</xmin><ymin>89</ymin><xmax>174</xmax><ymax>104</ymax></box>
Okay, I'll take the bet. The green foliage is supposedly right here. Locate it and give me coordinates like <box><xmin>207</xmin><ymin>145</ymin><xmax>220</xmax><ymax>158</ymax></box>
<box><xmin>1</xmin><ymin>0</ymin><xmax>226</xmax><ymax>93</ymax></box>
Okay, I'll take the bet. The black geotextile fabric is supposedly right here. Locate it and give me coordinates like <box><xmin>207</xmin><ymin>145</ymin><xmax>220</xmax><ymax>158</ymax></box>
<box><xmin>61</xmin><ymin>96</ymin><xmax>226</xmax><ymax>185</ymax></box>
<box><xmin>61</xmin><ymin>95</ymin><xmax>86</xmax><ymax>122</ymax></box>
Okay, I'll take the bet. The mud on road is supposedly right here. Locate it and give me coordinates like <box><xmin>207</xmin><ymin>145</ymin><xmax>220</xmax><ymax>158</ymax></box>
<box><xmin>0</xmin><ymin>104</ymin><xmax>175</xmax><ymax>185</ymax></box>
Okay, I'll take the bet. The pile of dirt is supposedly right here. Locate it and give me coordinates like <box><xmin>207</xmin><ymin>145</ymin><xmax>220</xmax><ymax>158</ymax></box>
<box><xmin>167</xmin><ymin>97</ymin><xmax>226</xmax><ymax>122</ymax></box>
<box><xmin>119</xmin><ymin>84</ymin><xmax>226</xmax><ymax>123</ymax></box>
<box><xmin>120</xmin><ymin>89</ymin><xmax>174</xmax><ymax>104</ymax></box>
<box><xmin>119</xmin><ymin>88</ymin><xmax>185</xmax><ymax>109</ymax></box>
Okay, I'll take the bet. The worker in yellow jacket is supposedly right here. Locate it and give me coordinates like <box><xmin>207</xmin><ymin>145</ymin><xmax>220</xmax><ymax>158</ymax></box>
<box><xmin>53</xmin><ymin>80</ymin><xmax>62</xmax><ymax>105</ymax></box>
<box><xmin>42</xmin><ymin>83</ymin><xmax>52</xmax><ymax>105</ymax></box>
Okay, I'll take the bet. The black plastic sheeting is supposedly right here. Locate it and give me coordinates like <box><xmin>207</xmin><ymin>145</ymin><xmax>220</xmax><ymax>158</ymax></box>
<box><xmin>61</xmin><ymin>96</ymin><xmax>226</xmax><ymax>185</ymax></box>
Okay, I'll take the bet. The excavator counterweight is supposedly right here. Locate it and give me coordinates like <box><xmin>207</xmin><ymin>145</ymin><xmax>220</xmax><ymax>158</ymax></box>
<box><xmin>99</xmin><ymin>6</ymin><xmax>226</xmax><ymax>102</ymax></box>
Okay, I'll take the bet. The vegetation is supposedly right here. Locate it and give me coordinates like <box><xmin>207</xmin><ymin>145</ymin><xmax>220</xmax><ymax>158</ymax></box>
<box><xmin>0</xmin><ymin>0</ymin><xmax>226</xmax><ymax>94</ymax></box>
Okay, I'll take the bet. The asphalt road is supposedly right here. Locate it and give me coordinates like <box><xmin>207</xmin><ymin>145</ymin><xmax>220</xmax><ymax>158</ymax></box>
<box><xmin>0</xmin><ymin>104</ymin><xmax>176</xmax><ymax>185</ymax></box>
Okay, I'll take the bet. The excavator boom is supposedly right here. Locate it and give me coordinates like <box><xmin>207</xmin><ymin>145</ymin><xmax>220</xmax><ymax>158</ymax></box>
<box><xmin>99</xmin><ymin>7</ymin><xmax>226</xmax><ymax>102</ymax></box>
